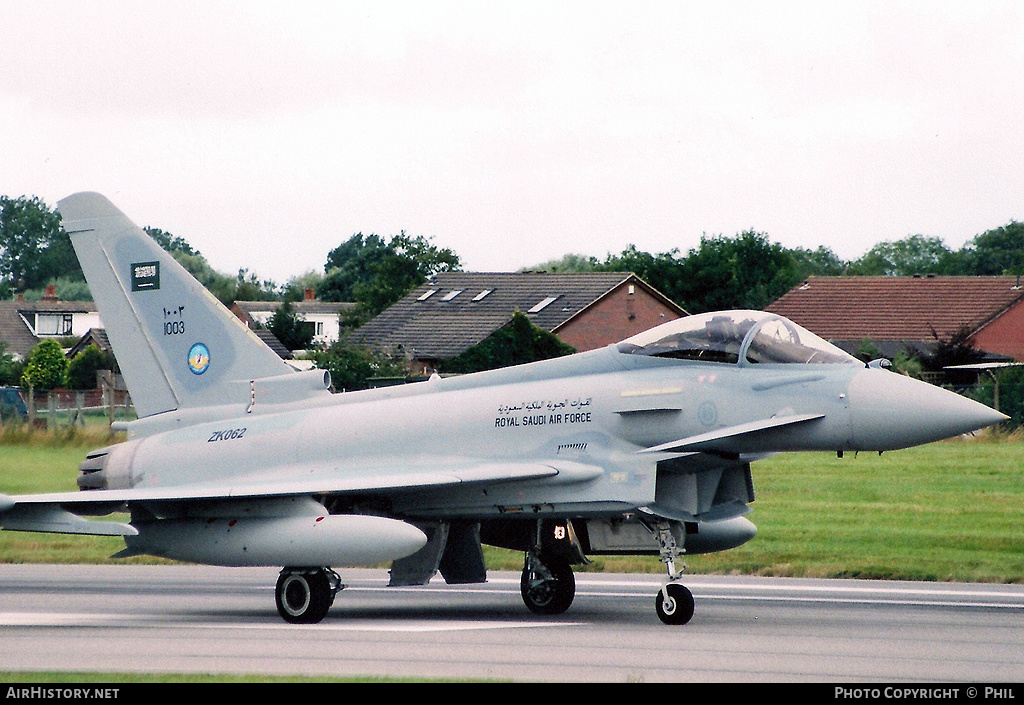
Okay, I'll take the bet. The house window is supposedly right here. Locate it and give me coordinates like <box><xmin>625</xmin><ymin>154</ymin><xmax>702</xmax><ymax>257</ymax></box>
<box><xmin>35</xmin><ymin>313</ymin><xmax>74</xmax><ymax>336</ymax></box>
<box><xmin>472</xmin><ymin>289</ymin><xmax>493</xmax><ymax>301</ymax></box>
<box><xmin>528</xmin><ymin>296</ymin><xmax>559</xmax><ymax>313</ymax></box>
<box><xmin>441</xmin><ymin>290</ymin><xmax>462</xmax><ymax>301</ymax></box>
<box><xmin>417</xmin><ymin>289</ymin><xmax>438</xmax><ymax>301</ymax></box>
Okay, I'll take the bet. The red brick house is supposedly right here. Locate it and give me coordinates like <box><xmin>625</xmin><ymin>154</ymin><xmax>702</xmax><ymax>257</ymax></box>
<box><xmin>353</xmin><ymin>272</ymin><xmax>687</xmax><ymax>373</ymax></box>
<box><xmin>766</xmin><ymin>276</ymin><xmax>1024</xmax><ymax>361</ymax></box>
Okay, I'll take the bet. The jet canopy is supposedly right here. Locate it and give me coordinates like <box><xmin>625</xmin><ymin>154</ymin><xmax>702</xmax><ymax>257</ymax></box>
<box><xmin>618</xmin><ymin>310</ymin><xmax>859</xmax><ymax>366</ymax></box>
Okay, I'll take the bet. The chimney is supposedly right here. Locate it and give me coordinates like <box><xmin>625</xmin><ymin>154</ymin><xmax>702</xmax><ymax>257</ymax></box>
<box><xmin>42</xmin><ymin>284</ymin><xmax>58</xmax><ymax>301</ymax></box>
<box><xmin>304</xmin><ymin>288</ymin><xmax>316</xmax><ymax>301</ymax></box>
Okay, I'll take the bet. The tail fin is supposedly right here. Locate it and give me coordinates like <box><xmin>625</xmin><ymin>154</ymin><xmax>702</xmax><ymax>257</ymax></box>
<box><xmin>57</xmin><ymin>192</ymin><xmax>293</xmax><ymax>418</ymax></box>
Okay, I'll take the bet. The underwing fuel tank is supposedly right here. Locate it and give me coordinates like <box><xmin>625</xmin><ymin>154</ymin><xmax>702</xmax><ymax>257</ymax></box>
<box><xmin>122</xmin><ymin>514</ymin><xmax>428</xmax><ymax>567</ymax></box>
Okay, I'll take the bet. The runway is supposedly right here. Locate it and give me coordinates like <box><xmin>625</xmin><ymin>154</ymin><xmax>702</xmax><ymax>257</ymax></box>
<box><xmin>1</xmin><ymin>564</ymin><xmax>1022</xmax><ymax>682</ymax></box>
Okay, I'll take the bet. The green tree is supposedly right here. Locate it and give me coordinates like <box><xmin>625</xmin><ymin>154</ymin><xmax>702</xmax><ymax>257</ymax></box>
<box><xmin>0</xmin><ymin>196</ymin><xmax>81</xmax><ymax>291</ymax></box>
<box><xmin>848</xmin><ymin>234</ymin><xmax>956</xmax><ymax>276</ymax></box>
<box><xmin>788</xmin><ymin>246</ymin><xmax>847</xmax><ymax>277</ymax></box>
<box><xmin>957</xmin><ymin>221</ymin><xmax>1024</xmax><ymax>276</ymax></box>
<box><xmin>594</xmin><ymin>232</ymin><xmax>816</xmax><ymax>314</ymax></box>
<box><xmin>66</xmin><ymin>344</ymin><xmax>108</xmax><ymax>390</ymax></box>
<box><xmin>599</xmin><ymin>245</ymin><xmax>688</xmax><ymax>304</ymax></box>
<box><xmin>145</xmin><ymin>226</ymin><xmax>200</xmax><ymax>256</ymax></box>
<box><xmin>523</xmin><ymin>253</ymin><xmax>601</xmax><ymax>273</ymax></box>
<box><xmin>442</xmin><ymin>311</ymin><xmax>575</xmax><ymax>374</ymax></box>
<box><xmin>0</xmin><ymin>342</ymin><xmax>22</xmax><ymax>386</ymax></box>
<box><xmin>20</xmin><ymin>339</ymin><xmax>69</xmax><ymax>391</ymax></box>
<box><xmin>308</xmin><ymin>340</ymin><xmax>410</xmax><ymax>392</ymax></box>
<box><xmin>673</xmin><ymin>231</ymin><xmax>804</xmax><ymax>313</ymax></box>
<box><xmin>318</xmin><ymin>231</ymin><xmax>461</xmax><ymax>319</ymax></box>
<box><xmin>267</xmin><ymin>301</ymin><xmax>314</xmax><ymax>352</ymax></box>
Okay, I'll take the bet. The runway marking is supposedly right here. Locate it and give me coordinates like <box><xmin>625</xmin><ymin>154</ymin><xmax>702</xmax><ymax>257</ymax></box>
<box><xmin>359</xmin><ymin>579</ymin><xmax>1024</xmax><ymax>607</ymax></box>
<box><xmin>0</xmin><ymin>612</ymin><xmax>585</xmax><ymax>632</ymax></box>
<box><xmin>350</xmin><ymin>583</ymin><xmax>1024</xmax><ymax>613</ymax></box>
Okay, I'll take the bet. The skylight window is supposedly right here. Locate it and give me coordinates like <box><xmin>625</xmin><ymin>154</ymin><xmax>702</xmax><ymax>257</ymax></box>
<box><xmin>472</xmin><ymin>289</ymin><xmax>493</xmax><ymax>301</ymax></box>
<box><xmin>528</xmin><ymin>296</ymin><xmax>559</xmax><ymax>313</ymax></box>
<box><xmin>441</xmin><ymin>290</ymin><xmax>462</xmax><ymax>301</ymax></box>
<box><xmin>417</xmin><ymin>289</ymin><xmax>438</xmax><ymax>301</ymax></box>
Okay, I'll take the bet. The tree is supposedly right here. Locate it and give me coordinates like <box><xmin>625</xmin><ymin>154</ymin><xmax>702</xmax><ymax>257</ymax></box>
<box><xmin>267</xmin><ymin>301</ymin><xmax>314</xmax><ymax>352</ymax></box>
<box><xmin>66</xmin><ymin>344</ymin><xmax>108</xmax><ymax>390</ymax></box>
<box><xmin>847</xmin><ymin>234</ymin><xmax>956</xmax><ymax>276</ymax></box>
<box><xmin>923</xmin><ymin>325</ymin><xmax>987</xmax><ymax>387</ymax></box>
<box><xmin>145</xmin><ymin>226</ymin><xmax>199</xmax><ymax>256</ymax></box>
<box><xmin>673</xmin><ymin>231</ymin><xmax>804</xmax><ymax>313</ymax></box>
<box><xmin>0</xmin><ymin>342</ymin><xmax>21</xmax><ymax>386</ymax></box>
<box><xmin>20</xmin><ymin>339</ymin><xmax>68</xmax><ymax>391</ymax></box>
<box><xmin>318</xmin><ymin>231</ymin><xmax>461</xmax><ymax>319</ymax></box>
<box><xmin>594</xmin><ymin>232</ymin><xmax>814</xmax><ymax>314</ymax></box>
<box><xmin>958</xmin><ymin>221</ymin><xmax>1024</xmax><ymax>276</ymax></box>
<box><xmin>523</xmin><ymin>253</ymin><xmax>600</xmax><ymax>273</ymax></box>
<box><xmin>308</xmin><ymin>339</ymin><xmax>410</xmax><ymax>392</ymax></box>
<box><xmin>0</xmin><ymin>196</ymin><xmax>81</xmax><ymax>291</ymax></box>
<box><xmin>442</xmin><ymin>311</ymin><xmax>575</xmax><ymax>374</ymax></box>
<box><xmin>599</xmin><ymin>245</ymin><xmax>688</xmax><ymax>305</ymax></box>
<box><xmin>788</xmin><ymin>246</ymin><xmax>847</xmax><ymax>277</ymax></box>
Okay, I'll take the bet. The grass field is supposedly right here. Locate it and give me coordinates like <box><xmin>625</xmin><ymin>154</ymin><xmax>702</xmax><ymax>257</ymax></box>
<box><xmin>1</xmin><ymin>427</ymin><xmax>1021</xmax><ymax>583</ymax></box>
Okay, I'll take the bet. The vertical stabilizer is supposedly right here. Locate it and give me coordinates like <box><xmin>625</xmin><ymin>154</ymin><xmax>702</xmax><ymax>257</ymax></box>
<box><xmin>57</xmin><ymin>192</ymin><xmax>293</xmax><ymax>418</ymax></box>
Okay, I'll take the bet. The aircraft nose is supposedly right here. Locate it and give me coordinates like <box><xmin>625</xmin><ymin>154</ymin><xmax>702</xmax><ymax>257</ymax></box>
<box><xmin>847</xmin><ymin>368</ymin><xmax>1007</xmax><ymax>451</ymax></box>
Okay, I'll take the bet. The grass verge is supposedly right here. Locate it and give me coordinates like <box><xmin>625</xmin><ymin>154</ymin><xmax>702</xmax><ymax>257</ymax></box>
<box><xmin>1</xmin><ymin>428</ymin><xmax>1021</xmax><ymax>582</ymax></box>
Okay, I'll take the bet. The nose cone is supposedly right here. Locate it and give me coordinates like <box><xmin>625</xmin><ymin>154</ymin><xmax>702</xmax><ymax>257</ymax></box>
<box><xmin>848</xmin><ymin>369</ymin><xmax>1007</xmax><ymax>451</ymax></box>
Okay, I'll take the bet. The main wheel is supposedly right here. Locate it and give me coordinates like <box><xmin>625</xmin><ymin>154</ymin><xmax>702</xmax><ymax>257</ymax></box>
<box><xmin>521</xmin><ymin>557</ymin><xmax>575</xmax><ymax>615</ymax></box>
<box><xmin>276</xmin><ymin>569</ymin><xmax>334</xmax><ymax>624</ymax></box>
<box><xmin>655</xmin><ymin>582</ymin><xmax>694</xmax><ymax>625</ymax></box>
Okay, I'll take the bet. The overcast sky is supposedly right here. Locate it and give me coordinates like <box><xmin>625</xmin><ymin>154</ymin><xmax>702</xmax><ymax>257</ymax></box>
<box><xmin>2</xmin><ymin>1</ymin><xmax>1022</xmax><ymax>287</ymax></box>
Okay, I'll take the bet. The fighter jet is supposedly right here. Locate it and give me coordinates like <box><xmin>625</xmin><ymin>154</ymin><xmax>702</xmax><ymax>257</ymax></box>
<box><xmin>0</xmin><ymin>193</ymin><xmax>1007</xmax><ymax>625</ymax></box>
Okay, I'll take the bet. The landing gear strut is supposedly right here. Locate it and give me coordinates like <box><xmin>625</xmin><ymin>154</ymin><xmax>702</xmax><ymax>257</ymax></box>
<box><xmin>651</xmin><ymin>521</ymin><xmax>694</xmax><ymax>625</ymax></box>
<box><xmin>275</xmin><ymin>567</ymin><xmax>343</xmax><ymax>624</ymax></box>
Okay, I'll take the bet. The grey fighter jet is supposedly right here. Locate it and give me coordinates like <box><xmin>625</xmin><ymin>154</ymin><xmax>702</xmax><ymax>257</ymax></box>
<box><xmin>0</xmin><ymin>193</ymin><xmax>1007</xmax><ymax>625</ymax></box>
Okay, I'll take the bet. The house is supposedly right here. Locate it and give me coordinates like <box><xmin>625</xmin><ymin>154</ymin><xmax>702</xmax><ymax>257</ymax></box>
<box><xmin>231</xmin><ymin>289</ymin><xmax>356</xmax><ymax>348</ymax></box>
<box><xmin>352</xmin><ymin>271</ymin><xmax>688</xmax><ymax>373</ymax></box>
<box><xmin>766</xmin><ymin>276</ymin><xmax>1024</xmax><ymax>361</ymax></box>
<box><xmin>0</xmin><ymin>286</ymin><xmax>101</xmax><ymax>360</ymax></box>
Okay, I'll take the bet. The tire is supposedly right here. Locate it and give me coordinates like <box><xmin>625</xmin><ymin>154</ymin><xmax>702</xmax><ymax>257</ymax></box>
<box><xmin>655</xmin><ymin>583</ymin><xmax>694</xmax><ymax>625</ymax></box>
<box><xmin>276</xmin><ymin>569</ymin><xmax>333</xmax><ymax>624</ymax></box>
<box><xmin>521</xmin><ymin>557</ymin><xmax>575</xmax><ymax>615</ymax></box>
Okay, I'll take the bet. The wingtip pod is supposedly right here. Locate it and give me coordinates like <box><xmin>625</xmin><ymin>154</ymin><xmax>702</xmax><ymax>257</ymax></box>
<box><xmin>0</xmin><ymin>494</ymin><xmax>13</xmax><ymax>514</ymax></box>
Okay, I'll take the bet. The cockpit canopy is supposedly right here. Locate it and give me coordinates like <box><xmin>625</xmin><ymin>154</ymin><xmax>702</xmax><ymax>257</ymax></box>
<box><xmin>618</xmin><ymin>311</ymin><xmax>859</xmax><ymax>366</ymax></box>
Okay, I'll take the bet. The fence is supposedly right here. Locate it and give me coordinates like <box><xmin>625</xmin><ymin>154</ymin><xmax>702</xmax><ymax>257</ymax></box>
<box><xmin>1</xmin><ymin>387</ymin><xmax>135</xmax><ymax>430</ymax></box>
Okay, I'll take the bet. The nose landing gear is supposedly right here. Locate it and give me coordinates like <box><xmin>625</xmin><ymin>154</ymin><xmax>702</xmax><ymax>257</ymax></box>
<box><xmin>650</xmin><ymin>520</ymin><xmax>694</xmax><ymax>625</ymax></box>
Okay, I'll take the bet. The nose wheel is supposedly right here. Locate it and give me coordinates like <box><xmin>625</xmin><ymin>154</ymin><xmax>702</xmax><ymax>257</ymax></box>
<box><xmin>656</xmin><ymin>582</ymin><xmax>694</xmax><ymax>625</ymax></box>
<box><xmin>648</xmin><ymin>519</ymin><xmax>695</xmax><ymax>625</ymax></box>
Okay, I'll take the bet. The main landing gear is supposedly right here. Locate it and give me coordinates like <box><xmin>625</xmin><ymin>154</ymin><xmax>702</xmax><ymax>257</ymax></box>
<box><xmin>521</xmin><ymin>549</ymin><xmax>576</xmax><ymax>615</ymax></box>
<box><xmin>275</xmin><ymin>567</ymin><xmax>343</xmax><ymax>624</ymax></box>
<box><xmin>517</xmin><ymin>518</ymin><xmax>696</xmax><ymax>625</ymax></box>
